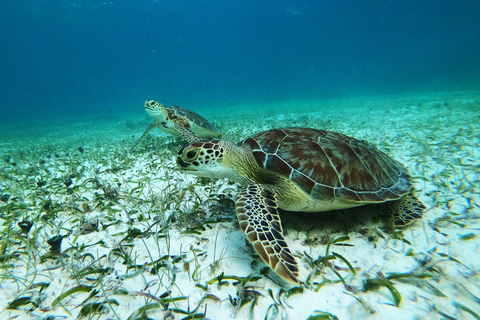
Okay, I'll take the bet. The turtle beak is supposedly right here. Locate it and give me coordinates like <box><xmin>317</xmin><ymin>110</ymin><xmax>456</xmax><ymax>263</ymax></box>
<box><xmin>176</xmin><ymin>155</ymin><xmax>198</xmax><ymax>173</ymax></box>
<box><xmin>176</xmin><ymin>156</ymin><xmax>190</xmax><ymax>169</ymax></box>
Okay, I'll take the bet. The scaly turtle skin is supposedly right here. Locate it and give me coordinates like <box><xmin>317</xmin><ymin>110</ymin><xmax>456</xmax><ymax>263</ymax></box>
<box><xmin>133</xmin><ymin>100</ymin><xmax>221</xmax><ymax>149</ymax></box>
<box><xmin>176</xmin><ymin>128</ymin><xmax>425</xmax><ymax>284</ymax></box>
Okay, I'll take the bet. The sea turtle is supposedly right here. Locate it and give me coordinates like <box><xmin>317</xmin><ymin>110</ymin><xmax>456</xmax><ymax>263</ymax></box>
<box><xmin>133</xmin><ymin>99</ymin><xmax>221</xmax><ymax>149</ymax></box>
<box><xmin>176</xmin><ymin>127</ymin><xmax>425</xmax><ymax>283</ymax></box>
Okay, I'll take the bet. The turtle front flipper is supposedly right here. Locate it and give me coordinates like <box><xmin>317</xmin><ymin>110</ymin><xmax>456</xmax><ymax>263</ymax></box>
<box><xmin>170</xmin><ymin>123</ymin><xmax>202</xmax><ymax>143</ymax></box>
<box><xmin>389</xmin><ymin>194</ymin><xmax>426</xmax><ymax>227</ymax></box>
<box><xmin>132</xmin><ymin>121</ymin><xmax>158</xmax><ymax>151</ymax></box>
<box><xmin>235</xmin><ymin>183</ymin><xmax>300</xmax><ymax>284</ymax></box>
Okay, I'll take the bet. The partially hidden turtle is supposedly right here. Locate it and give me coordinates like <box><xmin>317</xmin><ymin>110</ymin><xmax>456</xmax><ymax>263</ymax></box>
<box><xmin>176</xmin><ymin>127</ymin><xmax>425</xmax><ymax>284</ymax></box>
<box><xmin>133</xmin><ymin>99</ymin><xmax>221</xmax><ymax>149</ymax></box>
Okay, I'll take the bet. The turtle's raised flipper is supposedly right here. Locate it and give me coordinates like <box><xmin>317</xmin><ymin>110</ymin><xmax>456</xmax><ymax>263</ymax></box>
<box><xmin>389</xmin><ymin>193</ymin><xmax>425</xmax><ymax>226</ymax></box>
<box><xmin>132</xmin><ymin>121</ymin><xmax>158</xmax><ymax>151</ymax></box>
<box><xmin>235</xmin><ymin>183</ymin><xmax>299</xmax><ymax>284</ymax></box>
<box><xmin>171</xmin><ymin>123</ymin><xmax>202</xmax><ymax>143</ymax></box>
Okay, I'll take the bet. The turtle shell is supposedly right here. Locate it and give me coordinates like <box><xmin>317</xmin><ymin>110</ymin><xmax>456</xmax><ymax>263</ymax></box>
<box><xmin>241</xmin><ymin>128</ymin><xmax>411</xmax><ymax>203</ymax></box>
<box><xmin>169</xmin><ymin>105</ymin><xmax>219</xmax><ymax>134</ymax></box>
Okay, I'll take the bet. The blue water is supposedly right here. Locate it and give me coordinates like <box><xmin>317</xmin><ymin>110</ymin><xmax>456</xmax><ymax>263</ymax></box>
<box><xmin>1</xmin><ymin>0</ymin><xmax>480</xmax><ymax>124</ymax></box>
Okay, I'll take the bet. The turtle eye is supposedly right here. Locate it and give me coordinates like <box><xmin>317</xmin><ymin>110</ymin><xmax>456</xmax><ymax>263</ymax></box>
<box><xmin>185</xmin><ymin>149</ymin><xmax>198</xmax><ymax>160</ymax></box>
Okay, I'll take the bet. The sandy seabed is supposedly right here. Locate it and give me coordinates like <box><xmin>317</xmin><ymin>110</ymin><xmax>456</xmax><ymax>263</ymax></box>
<box><xmin>1</xmin><ymin>91</ymin><xmax>479</xmax><ymax>320</ymax></box>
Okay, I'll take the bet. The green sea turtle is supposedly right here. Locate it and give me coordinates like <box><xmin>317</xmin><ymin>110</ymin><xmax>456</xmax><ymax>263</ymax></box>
<box><xmin>133</xmin><ymin>99</ymin><xmax>221</xmax><ymax>149</ymax></box>
<box><xmin>176</xmin><ymin>128</ymin><xmax>425</xmax><ymax>283</ymax></box>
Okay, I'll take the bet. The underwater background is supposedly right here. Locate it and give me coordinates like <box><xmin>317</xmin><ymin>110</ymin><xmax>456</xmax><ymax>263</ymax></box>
<box><xmin>1</xmin><ymin>2</ymin><xmax>480</xmax><ymax>319</ymax></box>
<box><xmin>1</xmin><ymin>0</ymin><xmax>480</xmax><ymax>126</ymax></box>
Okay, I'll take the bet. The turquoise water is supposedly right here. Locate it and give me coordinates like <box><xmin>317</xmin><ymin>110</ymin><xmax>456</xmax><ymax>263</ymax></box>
<box><xmin>1</xmin><ymin>0</ymin><xmax>480</xmax><ymax>126</ymax></box>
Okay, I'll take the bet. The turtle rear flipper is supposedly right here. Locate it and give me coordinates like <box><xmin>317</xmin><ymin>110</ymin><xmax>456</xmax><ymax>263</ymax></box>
<box><xmin>235</xmin><ymin>183</ymin><xmax>300</xmax><ymax>284</ymax></box>
<box><xmin>389</xmin><ymin>194</ymin><xmax>426</xmax><ymax>227</ymax></box>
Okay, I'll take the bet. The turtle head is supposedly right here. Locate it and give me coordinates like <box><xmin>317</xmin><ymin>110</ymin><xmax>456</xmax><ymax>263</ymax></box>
<box><xmin>177</xmin><ymin>140</ymin><xmax>242</xmax><ymax>181</ymax></box>
<box><xmin>144</xmin><ymin>100</ymin><xmax>167</xmax><ymax>121</ymax></box>
<box><xmin>177</xmin><ymin>141</ymin><xmax>224</xmax><ymax>175</ymax></box>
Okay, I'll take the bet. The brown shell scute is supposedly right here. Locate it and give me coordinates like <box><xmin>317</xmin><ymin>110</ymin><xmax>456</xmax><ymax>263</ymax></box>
<box><xmin>243</xmin><ymin>128</ymin><xmax>411</xmax><ymax>203</ymax></box>
<box><xmin>170</xmin><ymin>105</ymin><xmax>218</xmax><ymax>132</ymax></box>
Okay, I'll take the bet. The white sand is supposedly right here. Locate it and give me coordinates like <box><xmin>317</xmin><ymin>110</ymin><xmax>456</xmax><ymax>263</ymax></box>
<box><xmin>0</xmin><ymin>92</ymin><xmax>479</xmax><ymax>319</ymax></box>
